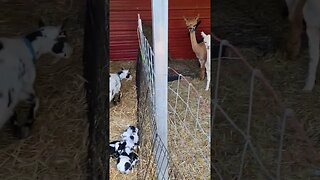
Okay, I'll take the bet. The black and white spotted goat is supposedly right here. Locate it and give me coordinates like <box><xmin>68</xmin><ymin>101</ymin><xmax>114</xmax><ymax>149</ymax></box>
<box><xmin>109</xmin><ymin>125</ymin><xmax>140</xmax><ymax>174</ymax></box>
<box><xmin>109</xmin><ymin>68</ymin><xmax>132</xmax><ymax>105</ymax></box>
<box><xmin>117</xmin><ymin>149</ymin><xmax>139</xmax><ymax>174</ymax></box>
<box><xmin>0</xmin><ymin>19</ymin><xmax>73</xmax><ymax>138</ymax></box>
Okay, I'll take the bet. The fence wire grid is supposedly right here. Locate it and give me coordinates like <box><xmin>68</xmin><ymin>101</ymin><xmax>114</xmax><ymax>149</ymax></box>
<box><xmin>136</xmin><ymin>15</ymin><xmax>211</xmax><ymax>180</ymax></box>
<box><xmin>211</xmin><ymin>34</ymin><xmax>320</xmax><ymax>179</ymax></box>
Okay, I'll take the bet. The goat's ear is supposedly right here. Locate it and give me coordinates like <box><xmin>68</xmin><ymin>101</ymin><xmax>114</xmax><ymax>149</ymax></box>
<box><xmin>183</xmin><ymin>16</ymin><xmax>188</xmax><ymax>22</ymax></box>
<box><xmin>38</xmin><ymin>18</ymin><xmax>45</xmax><ymax>27</ymax></box>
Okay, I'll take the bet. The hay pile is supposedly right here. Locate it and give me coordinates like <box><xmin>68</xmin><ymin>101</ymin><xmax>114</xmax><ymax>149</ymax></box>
<box><xmin>0</xmin><ymin>0</ymin><xmax>88</xmax><ymax>179</ymax></box>
<box><xmin>109</xmin><ymin>61</ymin><xmax>138</xmax><ymax>180</ymax></box>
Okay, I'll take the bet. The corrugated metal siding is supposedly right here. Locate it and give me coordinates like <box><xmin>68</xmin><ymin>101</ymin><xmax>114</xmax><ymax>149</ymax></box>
<box><xmin>110</xmin><ymin>0</ymin><xmax>210</xmax><ymax>61</ymax></box>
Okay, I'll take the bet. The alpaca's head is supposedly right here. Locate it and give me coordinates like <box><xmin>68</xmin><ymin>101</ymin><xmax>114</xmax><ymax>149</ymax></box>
<box><xmin>183</xmin><ymin>14</ymin><xmax>201</xmax><ymax>32</ymax></box>
<box><xmin>25</xmin><ymin>18</ymin><xmax>73</xmax><ymax>60</ymax></box>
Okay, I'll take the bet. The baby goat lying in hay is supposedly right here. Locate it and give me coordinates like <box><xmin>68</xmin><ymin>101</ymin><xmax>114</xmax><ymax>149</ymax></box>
<box><xmin>201</xmin><ymin>32</ymin><xmax>211</xmax><ymax>91</ymax></box>
<box><xmin>109</xmin><ymin>125</ymin><xmax>139</xmax><ymax>174</ymax></box>
<box><xmin>0</xmin><ymin>19</ymin><xmax>73</xmax><ymax>138</ymax></box>
<box><xmin>284</xmin><ymin>0</ymin><xmax>320</xmax><ymax>91</ymax></box>
<box><xmin>109</xmin><ymin>68</ymin><xmax>132</xmax><ymax>105</ymax></box>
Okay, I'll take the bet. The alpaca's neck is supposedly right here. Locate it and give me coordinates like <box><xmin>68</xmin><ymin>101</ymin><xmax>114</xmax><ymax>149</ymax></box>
<box><xmin>189</xmin><ymin>31</ymin><xmax>200</xmax><ymax>53</ymax></box>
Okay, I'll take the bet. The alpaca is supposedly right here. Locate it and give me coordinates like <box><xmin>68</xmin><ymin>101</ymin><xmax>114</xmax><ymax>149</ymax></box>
<box><xmin>183</xmin><ymin>14</ymin><xmax>207</xmax><ymax>81</ymax></box>
<box><xmin>284</xmin><ymin>0</ymin><xmax>320</xmax><ymax>91</ymax></box>
<box><xmin>201</xmin><ymin>32</ymin><xmax>211</xmax><ymax>91</ymax></box>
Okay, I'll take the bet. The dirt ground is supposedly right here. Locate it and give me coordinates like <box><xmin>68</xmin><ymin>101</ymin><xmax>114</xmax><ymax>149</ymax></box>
<box><xmin>0</xmin><ymin>1</ymin><xmax>88</xmax><ymax>179</ymax></box>
<box><xmin>213</xmin><ymin>0</ymin><xmax>320</xmax><ymax>179</ymax></box>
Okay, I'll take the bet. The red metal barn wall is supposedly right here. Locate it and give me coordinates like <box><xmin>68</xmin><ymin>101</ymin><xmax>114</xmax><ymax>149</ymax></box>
<box><xmin>110</xmin><ymin>0</ymin><xmax>210</xmax><ymax>61</ymax></box>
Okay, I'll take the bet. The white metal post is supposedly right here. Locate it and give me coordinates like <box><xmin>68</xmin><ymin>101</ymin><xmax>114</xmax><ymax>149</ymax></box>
<box><xmin>152</xmin><ymin>0</ymin><xmax>168</xmax><ymax>179</ymax></box>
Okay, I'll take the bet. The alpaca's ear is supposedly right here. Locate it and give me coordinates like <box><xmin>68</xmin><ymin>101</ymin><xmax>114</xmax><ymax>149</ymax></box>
<box><xmin>183</xmin><ymin>16</ymin><xmax>188</xmax><ymax>22</ymax></box>
<box><xmin>195</xmin><ymin>14</ymin><xmax>200</xmax><ymax>21</ymax></box>
<box><xmin>196</xmin><ymin>20</ymin><xmax>202</xmax><ymax>28</ymax></box>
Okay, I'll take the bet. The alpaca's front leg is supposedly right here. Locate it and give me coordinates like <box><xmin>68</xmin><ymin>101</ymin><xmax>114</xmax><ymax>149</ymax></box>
<box><xmin>303</xmin><ymin>26</ymin><xmax>320</xmax><ymax>91</ymax></box>
<box><xmin>286</xmin><ymin>3</ymin><xmax>304</xmax><ymax>60</ymax></box>
<box><xmin>199</xmin><ymin>59</ymin><xmax>206</xmax><ymax>80</ymax></box>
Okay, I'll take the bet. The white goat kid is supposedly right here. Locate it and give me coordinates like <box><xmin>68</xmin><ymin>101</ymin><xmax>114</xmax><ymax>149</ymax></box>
<box><xmin>0</xmin><ymin>19</ymin><xmax>73</xmax><ymax>138</ymax></box>
<box><xmin>109</xmin><ymin>68</ymin><xmax>132</xmax><ymax>105</ymax></box>
<box><xmin>285</xmin><ymin>0</ymin><xmax>320</xmax><ymax>91</ymax></box>
<box><xmin>201</xmin><ymin>32</ymin><xmax>211</xmax><ymax>91</ymax></box>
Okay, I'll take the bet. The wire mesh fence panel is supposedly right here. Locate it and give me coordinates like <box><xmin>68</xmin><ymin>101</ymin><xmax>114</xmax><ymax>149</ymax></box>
<box><xmin>136</xmin><ymin>14</ymin><xmax>211</xmax><ymax>180</ymax></box>
<box><xmin>167</xmin><ymin>68</ymin><xmax>211</xmax><ymax>179</ymax></box>
<box><xmin>211</xmin><ymin>35</ymin><xmax>320</xmax><ymax>180</ymax></box>
<box><xmin>136</xmin><ymin>14</ymin><xmax>182</xmax><ymax>180</ymax></box>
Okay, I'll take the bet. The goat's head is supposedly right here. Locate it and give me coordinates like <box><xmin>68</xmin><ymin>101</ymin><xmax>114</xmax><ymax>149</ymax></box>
<box><xmin>183</xmin><ymin>14</ymin><xmax>201</xmax><ymax>32</ymax></box>
<box><xmin>25</xmin><ymin>18</ymin><xmax>73</xmax><ymax>60</ymax></box>
<box><xmin>201</xmin><ymin>32</ymin><xmax>211</xmax><ymax>50</ymax></box>
<box><xmin>117</xmin><ymin>68</ymin><xmax>132</xmax><ymax>81</ymax></box>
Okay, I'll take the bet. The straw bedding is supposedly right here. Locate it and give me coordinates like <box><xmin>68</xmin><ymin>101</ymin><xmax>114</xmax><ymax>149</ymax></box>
<box><xmin>0</xmin><ymin>0</ymin><xmax>88</xmax><ymax>179</ymax></box>
<box><xmin>109</xmin><ymin>61</ymin><xmax>138</xmax><ymax>180</ymax></box>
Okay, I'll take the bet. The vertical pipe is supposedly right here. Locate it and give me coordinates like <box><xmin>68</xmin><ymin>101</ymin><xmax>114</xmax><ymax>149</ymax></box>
<box><xmin>152</xmin><ymin>0</ymin><xmax>168</xmax><ymax>179</ymax></box>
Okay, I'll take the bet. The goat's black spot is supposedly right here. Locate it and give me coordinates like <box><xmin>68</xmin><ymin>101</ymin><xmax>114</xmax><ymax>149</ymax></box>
<box><xmin>18</xmin><ymin>59</ymin><xmax>26</xmax><ymax>80</ymax></box>
<box><xmin>117</xmin><ymin>70</ymin><xmax>123</xmax><ymax>75</ymax></box>
<box><xmin>129</xmin><ymin>126</ymin><xmax>136</xmax><ymax>132</ymax></box>
<box><xmin>0</xmin><ymin>41</ymin><xmax>3</xmax><ymax>50</ymax></box>
<box><xmin>25</xmin><ymin>31</ymin><xmax>43</xmax><ymax>42</ymax></box>
<box><xmin>52</xmin><ymin>39</ymin><xmax>65</xmax><ymax>54</ymax></box>
<box><xmin>124</xmin><ymin>162</ymin><xmax>131</xmax><ymax>171</ymax></box>
<box><xmin>126</xmin><ymin>73</ymin><xmax>131</xmax><ymax>79</ymax></box>
<box><xmin>130</xmin><ymin>135</ymin><xmax>134</xmax><ymax>140</ymax></box>
<box><xmin>118</xmin><ymin>141</ymin><xmax>126</xmax><ymax>150</ymax></box>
